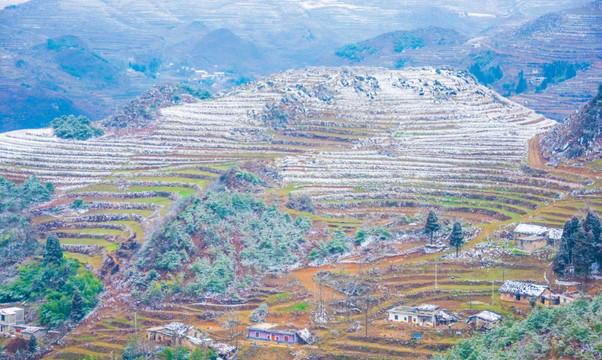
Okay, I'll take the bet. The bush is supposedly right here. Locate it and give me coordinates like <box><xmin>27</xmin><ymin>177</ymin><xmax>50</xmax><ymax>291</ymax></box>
<box><xmin>51</xmin><ymin>115</ymin><xmax>104</xmax><ymax>140</ymax></box>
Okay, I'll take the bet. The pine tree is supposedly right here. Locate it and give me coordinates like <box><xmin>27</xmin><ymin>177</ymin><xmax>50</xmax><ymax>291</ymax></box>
<box><xmin>43</xmin><ymin>233</ymin><xmax>63</xmax><ymax>266</ymax></box>
<box><xmin>582</xmin><ymin>212</ymin><xmax>602</xmax><ymax>263</ymax></box>
<box><xmin>449</xmin><ymin>222</ymin><xmax>464</xmax><ymax>257</ymax></box>
<box><xmin>70</xmin><ymin>288</ymin><xmax>86</xmax><ymax>321</ymax></box>
<box><xmin>553</xmin><ymin>217</ymin><xmax>580</xmax><ymax>275</ymax></box>
<box><xmin>573</xmin><ymin>229</ymin><xmax>595</xmax><ymax>278</ymax></box>
<box><xmin>28</xmin><ymin>336</ymin><xmax>37</xmax><ymax>354</ymax></box>
<box><xmin>582</xmin><ymin>212</ymin><xmax>601</xmax><ymax>242</ymax></box>
<box><xmin>425</xmin><ymin>211</ymin><xmax>440</xmax><ymax>245</ymax></box>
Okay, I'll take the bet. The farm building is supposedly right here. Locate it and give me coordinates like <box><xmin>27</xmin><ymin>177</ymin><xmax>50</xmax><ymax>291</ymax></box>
<box><xmin>0</xmin><ymin>307</ymin><xmax>24</xmax><ymax>334</ymax></box>
<box><xmin>387</xmin><ymin>304</ymin><xmax>443</xmax><ymax>327</ymax></box>
<box><xmin>499</xmin><ymin>281</ymin><xmax>553</xmax><ymax>305</ymax></box>
<box><xmin>247</xmin><ymin>323</ymin><xmax>300</xmax><ymax>344</ymax></box>
<box><xmin>513</xmin><ymin>224</ymin><xmax>563</xmax><ymax>249</ymax></box>
<box><xmin>12</xmin><ymin>325</ymin><xmax>45</xmax><ymax>339</ymax></box>
<box><xmin>468</xmin><ymin>310</ymin><xmax>502</xmax><ymax>328</ymax></box>
<box><xmin>147</xmin><ymin>322</ymin><xmax>210</xmax><ymax>349</ymax></box>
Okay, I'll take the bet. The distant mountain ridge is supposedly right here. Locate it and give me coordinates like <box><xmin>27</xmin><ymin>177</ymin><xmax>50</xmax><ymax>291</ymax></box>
<box><xmin>320</xmin><ymin>1</ymin><xmax>602</xmax><ymax>121</ymax></box>
<box><xmin>0</xmin><ymin>0</ymin><xmax>593</xmax><ymax>132</ymax></box>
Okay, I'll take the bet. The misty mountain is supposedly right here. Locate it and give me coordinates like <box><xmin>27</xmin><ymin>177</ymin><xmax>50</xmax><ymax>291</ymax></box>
<box><xmin>0</xmin><ymin>0</ymin><xmax>594</xmax><ymax>132</ymax></box>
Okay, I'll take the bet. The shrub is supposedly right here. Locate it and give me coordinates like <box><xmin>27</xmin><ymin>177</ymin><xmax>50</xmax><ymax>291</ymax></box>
<box><xmin>51</xmin><ymin>115</ymin><xmax>104</xmax><ymax>140</ymax></box>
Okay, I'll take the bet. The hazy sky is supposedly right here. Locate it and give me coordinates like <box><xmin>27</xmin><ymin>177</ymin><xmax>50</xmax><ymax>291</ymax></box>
<box><xmin>0</xmin><ymin>0</ymin><xmax>27</xmax><ymax>9</ymax></box>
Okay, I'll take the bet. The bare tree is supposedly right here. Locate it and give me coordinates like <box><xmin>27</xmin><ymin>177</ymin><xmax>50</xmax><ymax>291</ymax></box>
<box><xmin>223</xmin><ymin>308</ymin><xmax>241</xmax><ymax>349</ymax></box>
<box><xmin>362</xmin><ymin>296</ymin><xmax>373</xmax><ymax>338</ymax></box>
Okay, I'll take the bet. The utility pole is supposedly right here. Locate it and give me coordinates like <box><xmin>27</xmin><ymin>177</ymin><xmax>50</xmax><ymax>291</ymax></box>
<box><xmin>134</xmin><ymin>312</ymin><xmax>138</xmax><ymax>339</ymax></box>
<box><xmin>491</xmin><ymin>280</ymin><xmax>495</xmax><ymax>305</ymax></box>
<box><xmin>435</xmin><ymin>258</ymin><xmax>438</xmax><ymax>291</ymax></box>
<box><xmin>469</xmin><ymin>282</ymin><xmax>473</xmax><ymax>311</ymax></box>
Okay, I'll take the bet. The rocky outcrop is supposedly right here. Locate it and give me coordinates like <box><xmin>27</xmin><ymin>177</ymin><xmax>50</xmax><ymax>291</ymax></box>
<box><xmin>249</xmin><ymin>304</ymin><xmax>268</xmax><ymax>322</ymax></box>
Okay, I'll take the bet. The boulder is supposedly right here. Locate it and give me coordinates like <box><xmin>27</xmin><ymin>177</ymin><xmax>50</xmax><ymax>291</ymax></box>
<box><xmin>249</xmin><ymin>304</ymin><xmax>268</xmax><ymax>323</ymax></box>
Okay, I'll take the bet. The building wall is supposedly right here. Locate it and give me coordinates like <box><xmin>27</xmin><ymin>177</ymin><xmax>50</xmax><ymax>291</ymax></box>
<box><xmin>500</xmin><ymin>292</ymin><xmax>531</xmax><ymax>304</ymax></box>
<box><xmin>388</xmin><ymin>312</ymin><xmax>414</xmax><ymax>324</ymax></box>
<box><xmin>388</xmin><ymin>312</ymin><xmax>436</xmax><ymax>326</ymax></box>
<box><xmin>247</xmin><ymin>329</ymin><xmax>296</xmax><ymax>344</ymax></box>
<box><xmin>475</xmin><ymin>318</ymin><xmax>498</xmax><ymax>328</ymax></box>
<box><xmin>516</xmin><ymin>238</ymin><xmax>547</xmax><ymax>252</ymax></box>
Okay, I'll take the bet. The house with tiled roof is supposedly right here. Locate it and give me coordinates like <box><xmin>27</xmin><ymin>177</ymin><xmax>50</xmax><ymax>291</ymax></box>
<box><xmin>499</xmin><ymin>280</ymin><xmax>556</xmax><ymax>305</ymax></box>
<box><xmin>247</xmin><ymin>323</ymin><xmax>300</xmax><ymax>344</ymax></box>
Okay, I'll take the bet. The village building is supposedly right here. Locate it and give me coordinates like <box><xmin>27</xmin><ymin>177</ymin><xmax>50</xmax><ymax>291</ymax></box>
<box><xmin>147</xmin><ymin>322</ymin><xmax>210</xmax><ymax>349</ymax></box>
<box><xmin>247</xmin><ymin>323</ymin><xmax>299</xmax><ymax>344</ymax></box>
<box><xmin>499</xmin><ymin>280</ymin><xmax>553</xmax><ymax>305</ymax></box>
<box><xmin>387</xmin><ymin>304</ymin><xmax>443</xmax><ymax>327</ymax></box>
<box><xmin>12</xmin><ymin>325</ymin><xmax>45</xmax><ymax>339</ymax></box>
<box><xmin>468</xmin><ymin>310</ymin><xmax>502</xmax><ymax>328</ymax></box>
<box><xmin>513</xmin><ymin>224</ymin><xmax>563</xmax><ymax>250</ymax></box>
<box><xmin>0</xmin><ymin>307</ymin><xmax>25</xmax><ymax>334</ymax></box>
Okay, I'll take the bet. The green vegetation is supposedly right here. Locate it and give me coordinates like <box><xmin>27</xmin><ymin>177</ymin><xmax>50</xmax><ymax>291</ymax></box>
<box><xmin>395</xmin><ymin>58</ymin><xmax>408</xmax><ymax>69</ymax></box>
<box><xmin>277</xmin><ymin>301</ymin><xmax>311</xmax><ymax>313</ymax></box>
<box><xmin>178</xmin><ymin>84</ymin><xmax>212</xmax><ymax>100</ymax></box>
<box><xmin>449</xmin><ymin>222</ymin><xmax>464</xmax><ymax>257</ymax></box>
<box><xmin>425</xmin><ymin>210</ymin><xmax>440</xmax><ymax>244</ymax></box>
<box><xmin>536</xmin><ymin>61</ymin><xmax>588</xmax><ymax>91</ymax></box>
<box><xmin>158</xmin><ymin>346</ymin><xmax>217</xmax><ymax>360</ymax></box>
<box><xmin>47</xmin><ymin>37</ymin><xmax>80</xmax><ymax>50</ymax></box>
<box><xmin>133</xmin><ymin>190</ymin><xmax>316</xmax><ymax>300</ymax></box>
<box><xmin>0</xmin><ymin>176</ymin><xmax>54</xmax><ymax>279</ymax></box>
<box><xmin>437</xmin><ymin>295</ymin><xmax>602</xmax><ymax>360</ymax></box>
<box><xmin>335</xmin><ymin>44</ymin><xmax>377</xmax><ymax>63</ymax></box>
<box><xmin>354</xmin><ymin>226</ymin><xmax>393</xmax><ymax>245</ymax></box>
<box><xmin>515</xmin><ymin>70</ymin><xmax>527</xmax><ymax>94</ymax></box>
<box><xmin>51</xmin><ymin>114</ymin><xmax>104</xmax><ymax>140</ymax></box>
<box><xmin>0</xmin><ymin>235</ymin><xmax>102</xmax><ymax>326</ymax></box>
<box><xmin>553</xmin><ymin>212</ymin><xmax>601</xmax><ymax>278</ymax></box>
<box><xmin>393</xmin><ymin>33</ymin><xmax>424</xmax><ymax>53</ymax></box>
<box><xmin>469</xmin><ymin>51</ymin><xmax>503</xmax><ymax>85</ymax></box>
<box><xmin>308</xmin><ymin>227</ymin><xmax>349</xmax><ymax>260</ymax></box>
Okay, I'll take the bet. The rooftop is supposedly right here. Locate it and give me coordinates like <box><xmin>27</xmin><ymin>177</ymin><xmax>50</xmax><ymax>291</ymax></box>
<box><xmin>475</xmin><ymin>310</ymin><xmax>502</xmax><ymax>322</ymax></box>
<box><xmin>0</xmin><ymin>307</ymin><xmax>23</xmax><ymax>315</ymax></box>
<box><xmin>248</xmin><ymin>323</ymin><xmax>299</xmax><ymax>334</ymax></box>
<box><xmin>514</xmin><ymin>224</ymin><xmax>562</xmax><ymax>240</ymax></box>
<box><xmin>499</xmin><ymin>280</ymin><xmax>548</xmax><ymax>297</ymax></box>
<box><xmin>388</xmin><ymin>304</ymin><xmax>441</xmax><ymax>314</ymax></box>
<box><xmin>416</xmin><ymin>304</ymin><xmax>440</xmax><ymax>312</ymax></box>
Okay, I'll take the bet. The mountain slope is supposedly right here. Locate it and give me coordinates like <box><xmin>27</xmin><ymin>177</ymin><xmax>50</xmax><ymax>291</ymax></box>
<box><xmin>0</xmin><ymin>66</ymin><xmax>569</xmax><ymax>226</ymax></box>
<box><xmin>540</xmin><ymin>85</ymin><xmax>602</xmax><ymax>164</ymax></box>
<box><xmin>0</xmin><ymin>0</ymin><xmax>594</xmax><ymax>132</ymax></box>
<box><xmin>318</xmin><ymin>1</ymin><xmax>602</xmax><ymax>121</ymax></box>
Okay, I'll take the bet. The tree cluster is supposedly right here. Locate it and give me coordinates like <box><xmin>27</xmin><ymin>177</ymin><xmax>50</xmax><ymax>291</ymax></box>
<box><xmin>553</xmin><ymin>212</ymin><xmax>602</xmax><ymax>278</ymax></box>
<box><xmin>0</xmin><ymin>176</ymin><xmax>54</xmax><ymax>280</ymax></box>
<box><xmin>0</xmin><ymin>234</ymin><xmax>103</xmax><ymax>327</ymax></box>
<box><xmin>134</xmin><ymin>190</ymin><xmax>316</xmax><ymax>301</ymax></box>
<box><xmin>51</xmin><ymin>114</ymin><xmax>104</xmax><ymax>140</ymax></box>
<box><xmin>437</xmin><ymin>294</ymin><xmax>602</xmax><ymax>360</ymax></box>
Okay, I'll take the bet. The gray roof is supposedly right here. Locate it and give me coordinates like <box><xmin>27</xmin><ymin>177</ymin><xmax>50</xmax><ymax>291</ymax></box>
<box><xmin>416</xmin><ymin>304</ymin><xmax>440</xmax><ymax>312</ymax></box>
<box><xmin>475</xmin><ymin>310</ymin><xmax>502</xmax><ymax>322</ymax></box>
<box><xmin>499</xmin><ymin>281</ymin><xmax>548</xmax><ymax>297</ymax></box>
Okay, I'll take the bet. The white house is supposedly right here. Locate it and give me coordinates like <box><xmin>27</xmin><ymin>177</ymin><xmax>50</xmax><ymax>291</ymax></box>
<box><xmin>0</xmin><ymin>307</ymin><xmax>25</xmax><ymax>334</ymax></box>
<box><xmin>388</xmin><ymin>304</ymin><xmax>441</xmax><ymax>327</ymax></box>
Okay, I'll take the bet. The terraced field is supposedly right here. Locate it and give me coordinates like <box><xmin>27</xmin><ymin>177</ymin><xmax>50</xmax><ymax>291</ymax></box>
<box><xmin>0</xmin><ymin>66</ymin><xmax>590</xmax><ymax>268</ymax></box>
<box><xmin>0</xmin><ymin>66</ymin><xmax>599</xmax><ymax>359</ymax></box>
